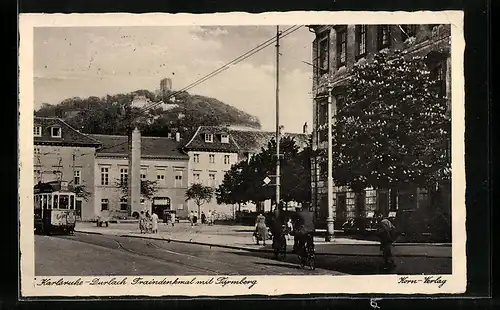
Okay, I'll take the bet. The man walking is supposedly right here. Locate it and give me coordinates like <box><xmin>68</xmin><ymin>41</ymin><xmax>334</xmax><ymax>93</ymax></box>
<box><xmin>377</xmin><ymin>214</ymin><xmax>397</xmax><ymax>270</ymax></box>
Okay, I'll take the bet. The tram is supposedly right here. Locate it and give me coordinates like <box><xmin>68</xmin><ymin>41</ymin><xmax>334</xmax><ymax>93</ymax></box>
<box><xmin>34</xmin><ymin>180</ymin><xmax>76</xmax><ymax>234</ymax></box>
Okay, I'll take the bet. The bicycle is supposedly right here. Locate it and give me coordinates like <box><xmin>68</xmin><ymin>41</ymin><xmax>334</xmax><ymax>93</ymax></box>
<box><xmin>297</xmin><ymin>234</ymin><xmax>315</xmax><ymax>270</ymax></box>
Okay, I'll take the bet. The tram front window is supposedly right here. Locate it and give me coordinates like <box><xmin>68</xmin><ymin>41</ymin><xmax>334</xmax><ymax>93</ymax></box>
<box><xmin>58</xmin><ymin>195</ymin><xmax>69</xmax><ymax>210</ymax></box>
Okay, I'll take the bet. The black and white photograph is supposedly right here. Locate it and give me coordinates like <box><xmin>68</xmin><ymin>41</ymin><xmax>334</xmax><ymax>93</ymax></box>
<box><xmin>19</xmin><ymin>11</ymin><xmax>465</xmax><ymax>297</ymax></box>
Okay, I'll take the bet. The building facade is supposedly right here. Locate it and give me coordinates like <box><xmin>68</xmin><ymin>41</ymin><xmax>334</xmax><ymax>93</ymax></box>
<box><xmin>309</xmin><ymin>24</ymin><xmax>451</xmax><ymax>238</ymax></box>
<box><xmin>183</xmin><ymin>125</ymin><xmax>310</xmax><ymax>216</ymax></box>
<box><xmin>182</xmin><ymin>126</ymin><xmax>240</xmax><ymax>215</ymax></box>
<box><xmin>89</xmin><ymin>133</ymin><xmax>190</xmax><ymax>221</ymax></box>
<box><xmin>33</xmin><ymin>117</ymin><xmax>102</xmax><ymax>220</ymax></box>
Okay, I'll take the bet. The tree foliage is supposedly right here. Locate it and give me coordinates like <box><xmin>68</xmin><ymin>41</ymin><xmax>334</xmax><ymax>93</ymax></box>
<box><xmin>185</xmin><ymin>183</ymin><xmax>215</xmax><ymax>215</ymax></box>
<box><xmin>70</xmin><ymin>184</ymin><xmax>91</xmax><ymax>201</ymax></box>
<box><xmin>117</xmin><ymin>179</ymin><xmax>159</xmax><ymax>201</ymax></box>
<box><xmin>331</xmin><ymin>51</ymin><xmax>451</xmax><ymax>192</ymax></box>
<box><xmin>216</xmin><ymin>136</ymin><xmax>313</xmax><ymax>207</ymax></box>
<box><xmin>35</xmin><ymin>89</ymin><xmax>261</xmax><ymax>136</ymax></box>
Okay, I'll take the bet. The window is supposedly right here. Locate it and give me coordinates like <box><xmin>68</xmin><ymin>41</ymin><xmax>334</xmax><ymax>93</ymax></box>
<box><xmin>34</xmin><ymin>169</ymin><xmax>40</xmax><ymax>183</ymax></box>
<box><xmin>204</xmin><ymin>133</ymin><xmax>213</xmax><ymax>143</ymax></box>
<box><xmin>120</xmin><ymin>198</ymin><xmax>128</xmax><ymax>211</ymax></box>
<box><xmin>224</xmin><ymin>155</ymin><xmax>230</xmax><ymax>165</ymax></box>
<box><xmin>140</xmin><ymin>198</ymin><xmax>145</xmax><ymax>204</ymax></box>
<box><xmin>401</xmin><ymin>24</ymin><xmax>417</xmax><ymax>41</ymax></box>
<box><xmin>318</xmin><ymin>101</ymin><xmax>328</xmax><ymax>143</ymax></box>
<box><xmin>221</xmin><ymin>134</ymin><xmax>229</xmax><ymax>144</ymax></box>
<box><xmin>101</xmin><ymin>199</ymin><xmax>109</xmax><ymax>211</ymax></box>
<box><xmin>429</xmin><ymin>60</ymin><xmax>447</xmax><ymax>98</ymax></box>
<box><xmin>193</xmin><ymin>154</ymin><xmax>200</xmax><ymax>163</ymax></box>
<box><xmin>193</xmin><ymin>172</ymin><xmax>200</xmax><ymax>183</ymax></box>
<box><xmin>355</xmin><ymin>25</ymin><xmax>367</xmax><ymax>59</ymax></box>
<box><xmin>209</xmin><ymin>154</ymin><xmax>215</xmax><ymax>164</ymax></box>
<box><xmin>34</xmin><ymin>147</ymin><xmax>41</xmax><ymax>155</ymax></box>
<box><xmin>156</xmin><ymin>169</ymin><xmax>166</xmax><ymax>185</ymax></box>
<box><xmin>51</xmin><ymin>127</ymin><xmax>62</xmax><ymax>138</ymax></box>
<box><xmin>100</xmin><ymin>167</ymin><xmax>109</xmax><ymax>185</ymax></box>
<box><xmin>34</xmin><ymin>126</ymin><xmax>42</xmax><ymax>137</ymax></box>
<box><xmin>175</xmin><ymin>175</ymin><xmax>183</xmax><ymax>188</ymax></box>
<box><xmin>209</xmin><ymin>173</ymin><xmax>216</xmax><ymax>187</ymax></box>
<box><xmin>140</xmin><ymin>169</ymin><xmax>147</xmax><ymax>180</ymax></box>
<box><xmin>318</xmin><ymin>34</ymin><xmax>330</xmax><ymax>74</ymax></box>
<box><xmin>377</xmin><ymin>25</ymin><xmax>391</xmax><ymax>50</ymax></box>
<box><xmin>120</xmin><ymin>168</ymin><xmax>128</xmax><ymax>186</ymax></box>
<box><xmin>74</xmin><ymin>169</ymin><xmax>81</xmax><ymax>185</ymax></box>
<box><xmin>336</xmin><ymin>26</ymin><xmax>347</xmax><ymax>68</ymax></box>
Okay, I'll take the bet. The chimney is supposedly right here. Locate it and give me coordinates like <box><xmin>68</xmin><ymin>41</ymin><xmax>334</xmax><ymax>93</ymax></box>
<box><xmin>175</xmin><ymin>132</ymin><xmax>181</xmax><ymax>142</ymax></box>
<box><xmin>128</xmin><ymin>127</ymin><xmax>142</xmax><ymax>216</ymax></box>
<box><xmin>303</xmin><ymin>122</ymin><xmax>308</xmax><ymax>134</ymax></box>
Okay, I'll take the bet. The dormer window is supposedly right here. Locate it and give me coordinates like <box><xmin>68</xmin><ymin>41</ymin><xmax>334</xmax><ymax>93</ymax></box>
<box><xmin>34</xmin><ymin>126</ymin><xmax>42</xmax><ymax>137</ymax></box>
<box><xmin>204</xmin><ymin>133</ymin><xmax>213</xmax><ymax>143</ymax></box>
<box><xmin>51</xmin><ymin>126</ymin><xmax>62</xmax><ymax>138</ymax></box>
<box><xmin>221</xmin><ymin>134</ymin><xmax>229</xmax><ymax>144</ymax></box>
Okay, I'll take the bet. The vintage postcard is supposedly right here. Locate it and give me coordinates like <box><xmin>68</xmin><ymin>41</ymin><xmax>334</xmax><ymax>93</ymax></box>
<box><xmin>19</xmin><ymin>11</ymin><xmax>466</xmax><ymax>297</ymax></box>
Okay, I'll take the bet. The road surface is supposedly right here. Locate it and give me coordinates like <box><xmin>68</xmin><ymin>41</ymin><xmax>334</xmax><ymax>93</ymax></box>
<box><xmin>35</xmin><ymin>233</ymin><xmax>451</xmax><ymax>276</ymax></box>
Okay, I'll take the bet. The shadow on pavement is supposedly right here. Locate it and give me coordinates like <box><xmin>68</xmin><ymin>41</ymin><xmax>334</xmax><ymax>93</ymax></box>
<box><xmin>228</xmin><ymin>250</ymin><xmax>385</xmax><ymax>275</ymax></box>
<box><xmin>253</xmin><ymin>261</ymin><xmax>303</xmax><ymax>270</ymax></box>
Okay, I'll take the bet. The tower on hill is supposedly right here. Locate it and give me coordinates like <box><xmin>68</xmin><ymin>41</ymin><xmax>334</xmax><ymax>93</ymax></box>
<box><xmin>160</xmin><ymin>78</ymin><xmax>172</xmax><ymax>94</ymax></box>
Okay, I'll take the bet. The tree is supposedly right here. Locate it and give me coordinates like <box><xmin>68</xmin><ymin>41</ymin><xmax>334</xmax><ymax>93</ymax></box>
<box><xmin>331</xmin><ymin>50</ymin><xmax>451</xmax><ymax>200</ymax></box>
<box><xmin>185</xmin><ymin>183</ymin><xmax>214</xmax><ymax>216</ymax></box>
<box><xmin>70</xmin><ymin>184</ymin><xmax>91</xmax><ymax>201</ymax></box>
<box><xmin>216</xmin><ymin>161</ymin><xmax>247</xmax><ymax>211</ymax></box>
<box><xmin>117</xmin><ymin>179</ymin><xmax>159</xmax><ymax>201</ymax></box>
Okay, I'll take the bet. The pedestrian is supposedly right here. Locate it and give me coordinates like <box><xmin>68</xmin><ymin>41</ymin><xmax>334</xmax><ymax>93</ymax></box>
<box><xmin>189</xmin><ymin>211</ymin><xmax>194</xmax><ymax>227</ymax></box>
<box><xmin>201</xmin><ymin>211</ymin><xmax>206</xmax><ymax>224</ymax></box>
<box><xmin>193</xmin><ymin>211</ymin><xmax>198</xmax><ymax>225</ymax></box>
<box><xmin>139</xmin><ymin>211</ymin><xmax>145</xmax><ymax>234</ymax></box>
<box><xmin>207</xmin><ymin>210</ymin><xmax>213</xmax><ymax>225</ymax></box>
<box><xmin>170</xmin><ymin>212</ymin><xmax>176</xmax><ymax>227</ymax></box>
<box><xmin>377</xmin><ymin>214</ymin><xmax>397</xmax><ymax>270</ymax></box>
<box><xmin>254</xmin><ymin>213</ymin><xmax>268</xmax><ymax>245</ymax></box>
<box><xmin>145</xmin><ymin>211</ymin><xmax>153</xmax><ymax>233</ymax></box>
<box><xmin>286</xmin><ymin>217</ymin><xmax>293</xmax><ymax>241</ymax></box>
<box><xmin>151</xmin><ymin>211</ymin><xmax>159</xmax><ymax>234</ymax></box>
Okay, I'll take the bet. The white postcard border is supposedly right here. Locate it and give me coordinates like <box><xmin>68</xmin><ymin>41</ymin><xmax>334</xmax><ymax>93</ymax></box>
<box><xmin>19</xmin><ymin>11</ymin><xmax>466</xmax><ymax>297</ymax></box>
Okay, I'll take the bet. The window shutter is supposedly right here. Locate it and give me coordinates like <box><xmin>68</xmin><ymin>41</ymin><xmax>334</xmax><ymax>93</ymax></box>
<box><xmin>312</xmin><ymin>37</ymin><xmax>318</xmax><ymax>85</ymax></box>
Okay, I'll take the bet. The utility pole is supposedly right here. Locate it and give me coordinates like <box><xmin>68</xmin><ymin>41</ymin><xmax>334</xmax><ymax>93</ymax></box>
<box><xmin>72</xmin><ymin>151</ymin><xmax>76</xmax><ymax>185</ymax></box>
<box><xmin>275</xmin><ymin>25</ymin><xmax>281</xmax><ymax>212</ymax></box>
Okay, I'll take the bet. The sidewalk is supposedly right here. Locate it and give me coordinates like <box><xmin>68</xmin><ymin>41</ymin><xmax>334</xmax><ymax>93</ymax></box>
<box><xmin>74</xmin><ymin>222</ymin><xmax>451</xmax><ymax>258</ymax></box>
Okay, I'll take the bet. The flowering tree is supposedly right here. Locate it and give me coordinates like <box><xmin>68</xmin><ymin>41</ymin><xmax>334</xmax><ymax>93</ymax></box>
<box><xmin>331</xmin><ymin>51</ymin><xmax>451</xmax><ymax>196</ymax></box>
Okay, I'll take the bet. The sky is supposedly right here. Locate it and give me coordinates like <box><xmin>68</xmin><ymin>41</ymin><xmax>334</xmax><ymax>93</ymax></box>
<box><xmin>34</xmin><ymin>26</ymin><xmax>315</xmax><ymax>133</ymax></box>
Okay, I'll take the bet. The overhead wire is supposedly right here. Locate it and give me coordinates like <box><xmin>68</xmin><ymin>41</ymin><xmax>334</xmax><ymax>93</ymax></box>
<box><xmin>72</xmin><ymin>25</ymin><xmax>303</xmax><ymax>160</ymax></box>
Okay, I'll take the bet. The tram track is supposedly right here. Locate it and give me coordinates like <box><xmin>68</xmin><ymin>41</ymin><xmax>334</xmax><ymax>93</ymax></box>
<box><xmin>55</xmin><ymin>233</ymin><xmax>258</xmax><ymax>275</ymax></box>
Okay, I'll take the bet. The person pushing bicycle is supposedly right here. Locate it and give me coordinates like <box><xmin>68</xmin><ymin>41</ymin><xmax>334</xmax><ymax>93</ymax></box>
<box><xmin>295</xmin><ymin>205</ymin><xmax>316</xmax><ymax>259</ymax></box>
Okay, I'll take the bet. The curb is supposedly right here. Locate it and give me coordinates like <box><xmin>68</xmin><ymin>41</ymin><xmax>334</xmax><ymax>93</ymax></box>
<box><xmin>75</xmin><ymin>230</ymin><xmax>451</xmax><ymax>259</ymax></box>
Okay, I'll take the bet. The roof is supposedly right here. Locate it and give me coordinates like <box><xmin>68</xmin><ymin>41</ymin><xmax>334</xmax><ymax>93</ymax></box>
<box><xmin>229</xmin><ymin>129</ymin><xmax>310</xmax><ymax>153</ymax></box>
<box><xmin>182</xmin><ymin>126</ymin><xmax>240</xmax><ymax>153</ymax></box>
<box><xmin>89</xmin><ymin>134</ymin><xmax>189</xmax><ymax>160</ymax></box>
<box><xmin>183</xmin><ymin>125</ymin><xmax>310</xmax><ymax>153</ymax></box>
<box><xmin>34</xmin><ymin>117</ymin><xmax>102</xmax><ymax>147</ymax></box>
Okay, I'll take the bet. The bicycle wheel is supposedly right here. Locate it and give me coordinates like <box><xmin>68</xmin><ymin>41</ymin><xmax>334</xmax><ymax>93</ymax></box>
<box><xmin>309</xmin><ymin>254</ymin><xmax>315</xmax><ymax>270</ymax></box>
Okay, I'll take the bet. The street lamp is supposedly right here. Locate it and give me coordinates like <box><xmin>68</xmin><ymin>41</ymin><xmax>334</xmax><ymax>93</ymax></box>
<box><xmin>325</xmin><ymin>82</ymin><xmax>335</xmax><ymax>242</ymax></box>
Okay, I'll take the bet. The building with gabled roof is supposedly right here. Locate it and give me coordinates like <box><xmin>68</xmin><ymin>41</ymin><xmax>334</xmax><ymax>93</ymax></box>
<box><xmin>88</xmin><ymin>133</ymin><xmax>190</xmax><ymax>221</ymax></box>
<box><xmin>34</xmin><ymin>117</ymin><xmax>102</xmax><ymax>220</ymax></box>
<box><xmin>182</xmin><ymin>125</ymin><xmax>310</xmax><ymax>215</ymax></box>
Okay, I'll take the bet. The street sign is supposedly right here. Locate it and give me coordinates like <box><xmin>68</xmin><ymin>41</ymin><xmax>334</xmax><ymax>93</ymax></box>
<box><xmin>263</xmin><ymin>177</ymin><xmax>271</xmax><ymax>185</ymax></box>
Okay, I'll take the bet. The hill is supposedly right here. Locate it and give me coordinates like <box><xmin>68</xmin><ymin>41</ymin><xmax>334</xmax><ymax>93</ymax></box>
<box><xmin>34</xmin><ymin>89</ymin><xmax>261</xmax><ymax>136</ymax></box>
